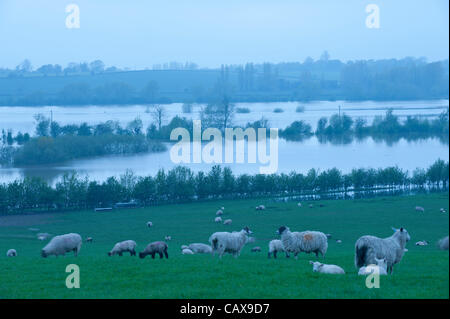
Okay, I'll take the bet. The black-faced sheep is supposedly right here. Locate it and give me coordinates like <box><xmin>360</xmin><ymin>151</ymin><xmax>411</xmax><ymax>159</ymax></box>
<box><xmin>355</xmin><ymin>227</ymin><xmax>410</xmax><ymax>274</ymax></box>
<box><xmin>108</xmin><ymin>240</ymin><xmax>137</xmax><ymax>256</ymax></box>
<box><xmin>209</xmin><ymin>226</ymin><xmax>252</xmax><ymax>258</ymax></box>
<box><xmin>147</xmin><ymin>221</ymin><xmax>153</xmax><ymax>228</ymax></box>
<box><xmin>41</xmin><ymin>233</ymin><xmax>82</xmax><ymax>258</ymax></box>
<box><xmin>139</xmin><ymin>241</ymin><xmax>169</xmax><ymax>259</ymax></box>
<box><xmin>277</xmin><ymin>226</ymin><xmax>328</xmax><ymax>259</ymax></box>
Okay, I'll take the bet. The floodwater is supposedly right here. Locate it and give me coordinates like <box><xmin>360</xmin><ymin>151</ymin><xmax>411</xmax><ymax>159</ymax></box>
<box><xmin>0</xmin><ymin>100</ymin><xmax>448</xmax><ymax>184</ymax></box>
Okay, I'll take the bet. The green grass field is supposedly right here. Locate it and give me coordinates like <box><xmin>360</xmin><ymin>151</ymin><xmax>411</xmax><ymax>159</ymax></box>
<box><xmin>0</xmin><ymin>193</ymin><xmax>448</xmax><ymax>299</ymax></box>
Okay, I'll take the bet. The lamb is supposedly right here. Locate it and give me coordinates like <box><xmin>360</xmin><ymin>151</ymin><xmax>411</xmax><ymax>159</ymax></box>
<box><xmin>165</xmin><ymin>235</ymin><xmax>172</xmax><ymax>241</ymax></box>
<box><xmin>415</xmin><ymin>240</ymin><xmax>429</xmax><ymax>246</ymax></box>
<box><xmin>209</xmin><ymin>226</ymin><xmax>252</xmax><ymax>258</ymax></box>
<box><xmin>147</xmin><ymin>221</ymin><xmax>153</xmax><ymax>228</ymax></box>
<box><xmin>182</xmin><ymin>248</ymin><xmax>194</xmax><ymax>255</ymax></box>
<box><xmin>415</xmin><ymin>206</ymin><xmax>425</xmax><ymax>212</ymax></box>
<box><xmin>297</xmin><ymin>203</ymin><xmax>302</xmax><ymax>207</ymax></box>
<box><xmin>6</xmin><ymin>249</ymin><xmax>17</xmax><ymax>257</ymax></box>
<box><xmin>41</xmin><ymin>233</ymin><xmax>82</xmax><ymax>258</ymax></box>
<box><xmin>220</xmin><ymin>206</ymin><xmax>225</xmax><ymax>210</ymax></box>
<box><xmin>309</xmin><ymin>261</ymin><xmax>345</xmax><ymax>274</ymax></box>
<box><xmin>336</xmin><ymin>239</ymin><xmax>342</xmax><ymax>244</ymax></box>
<box><xmin>223</xmin><ymin>219</ymin><xmax>232</xmax><ymax>225</ymax></box>
<box><xmin>216</xmin><ymin>210</ymin><xmax>223</xmax><ymax>216</ymax></box>
<box><xmin>277</xmin><ymin>226</ymin><xmax>328</xmax><ymax>259</ymax></box>
<box><xmin>86</xmin><ymin>237</ymin><xmax>93</xmax><ymax>243</ymax></box>
<box><xmin>108</xmin><ymin>240</ymin><xmax>137</xmax><ymax>256</ymax></box>
<box><xmin>188</xmin><ymin>243</ymin><xmax>212</xmax><ymax>254</ymax></box>
<box><xmin>139</xmin><ymin>241</ymin><xmax>169</xmax><ymax>259</ymax></box>
<box><xmin>358</xmin><ymin>258</ymin><xmax>388</xmax><ymax>276</ymax></box>
<box><xmin>251</xmin><ymin>246</ymin><xmax>262</xmax><ymax>252</ymax></box>
<box><xmin>215</xmin><ymin>217</ymin><xmax>222</xmax><ymax>223</ymax></box>
<box><xmin>268</xmin><ymin>239</ymin><xmax>290</xmax><ymax>259</ymax></box>
<box><xmin>439</xmin><ymin>236</ymin><xmax>449</xmax><ymax>250</ymax></box>
<box><xmin>354</xmin><ymin>227</ymin><xmax>410</xmax><ymax>274</ymax></box>
<box><xmin>255</xmin><ymin>205</ymin><xmax>265</xmax><ymax>211</ymax></box>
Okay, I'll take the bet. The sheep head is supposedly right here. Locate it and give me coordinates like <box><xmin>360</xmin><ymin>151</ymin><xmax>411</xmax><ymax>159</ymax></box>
<box><xmin>277</xmin><ymin>226</ymin><xmax>289</xmax><ymax>235</ymax></box>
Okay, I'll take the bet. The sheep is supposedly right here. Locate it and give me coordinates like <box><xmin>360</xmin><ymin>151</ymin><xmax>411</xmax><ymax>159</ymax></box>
<box><xmin>86</xmin><ymin>237</ymin><xmax>93</xmax><ymax>243</ymax></box>
<box><xmin>277</xmin><ymin>226</ymin><xmax>328</xmax><ymax>259</ymax></box>
<box><xmin>354</xmin><ymin>227</ymin><xmax>410</xmax><ymax>274</ymax></box>
<box><xmin>251</xmin><ymin>246</ymin><xmax>262</xmax><ymax>252</ymax></box>
<box><xmin>41</xmin><ymin>233</ymin><xmax>82</xmax><ymax>258</ymax></box>
<box><xmin>440</xmin><ymin>208</ymin><xmax>446</xmax><ymax>213</ymax></box>
<box><xmin>37</xmin><ymin>233</ymin><xmax>51</xmax><ymax>241</ymax></box>
<box><xmin>165</xmin><ymin>235</ymin><xmax>172</xmax><ymax>241</ymax></box>
<box><xmin>182</xmin><ymin>248</ymin><xmax>194</xmax><ymax>255</ymax></box>
<box><xmin>309</xmin><ymin>204</ymin><xmax>314</xmax><ymax>208</ymax></box>
<box><xmin>216</xmin><ymin>210</ymin><xmax>223</xmax><ymax>216</ymax></box>
<box><xmin>6</xmin><ymin>249</ymin><xmax>17</xmax><ymax>257</ymax></box>
<box><xmin>139</xmin><ymin>241</ymin><xmax>168</xmax><ymax>259</ymax></box>
<box><xmin>255</xmin><ymin>205</ymin><xmax>265</xmax><ymax>211</ymax></box>
<box><xmin>147</xmin><ymin>221</ymin><xmax>153</xmax><ymax>228</ymax></box>
<box><xmin>223</xmin><ymin>219</ymin><xmax>232</xmax><ymax>225</ymax></box>
<box><xmin>209</xmin><ymin>226</ymin><xmax>252</xmax><ymax>258</ymax></box>
<box><xmin>188</xmin><ymin>243</ymin><xmax>212</xmax><ymax>254</ymax></box>
<box><xmin>415</xmin><ymin>206</ymin><xmax>425</xmax><ymax>212</ymax></box>
<box><xmin>336</xmin><ymin>239</ymin><xmax>342</xmax><ymax>244</ymax></box>
<box><xmin>439</xmin><ymin>236</ymin><xmax>449</xmax><ymax>250</ymax></box>
<box><xmin>181</xmin><ymin>245</ymin><xmax>189</xmax><ymax>250</ymax></box>
<box><xmin>297</xmin><ymin>203</ymin><xmax>302</xmax><ymax>207</ymax></box>
<box><xmin>358</xmin><ymin>257</ymin><xmax>388</xmax><ymax>276</ymax></box>
<box><xmin>268</xmin><ymin>239</ymin><xmax>290</xmax><ymax>259</ymax></box>
<box><xmin>108</xmin><ymin>240</ymin><xmax>137</xmax><ymax>256</ymax></box>
<box><xmin>215</xmin><ymin>216</ymin><xmax>222</xmax><ymax>223</ymax></box>
<box><xmin>220</xmin><ymin>206</ymin><xmax>225</xmax><ymax>210</ymax></box>
<box><xmin>309</xmin><ymin>261</ymin><xmax>345</xmax><ymax>274</ymax></box>
<box><xmin>415</xmin><ymin>240</ymin><xmax>429</xmax><ymax>246</ymax></box>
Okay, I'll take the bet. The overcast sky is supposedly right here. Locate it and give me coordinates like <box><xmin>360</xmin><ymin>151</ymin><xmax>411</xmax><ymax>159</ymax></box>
<box><xmin>0</xmin><ymin>0</ymin><xmax>448</xmax><ymax>69</ymax></box>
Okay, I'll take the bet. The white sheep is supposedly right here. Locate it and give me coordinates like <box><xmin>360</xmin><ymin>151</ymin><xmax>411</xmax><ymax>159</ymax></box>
<box><xmin>37</xmin><ymin>233</ymin><xmax>51</xmax><ymax>241</ymax></box>
<box><xmin>86</xmin><ymin>237</ymin><xmax>93</xmax><ymax>243</ymax></box>
<box><xmin>277</xmin><ymin>226</ymin><xmax>328</xmax><ymax>259</ymax></box>
<box><xmin>147</xmin><ymin>221</ymin><xmax>153</xmax><ymax>228</ymax></box>
<box><xmin>358</xmin><ymin>257</ymin><xmax>388</xmax><ymax>275</ymax></box>
<box><xmin>297</xmin><ymin>203</ymin><xmax>302</xmax><ymax>207</ymax></box>
<box><xmin>415</xmin><ymin>206</ymin><xmax>425</xmax><ymax>212</ymax></box>
<box><xmin>309</xmin><ymin>261</ymin><xmax>345</xmax><ymax>274</ymax></box>
<box><xmin>336</xmin><ymin>239</ymin><xmax>342</xmax><ymax>244</ymax></box>
<box><xmin>216</xmin><ymin>210</ymin><xmax>223</xmax><ymax>216</ymax></box>
<box><xmin>415</xmin><ymin>240</ymin><xmax>429</xmax><ymax>246</ymax></box>
<box><xmin>188</xmin><ymin>243</ymin><xmax>212</xmax><ymax>254</ymax></box>
<box><xmin>223</xmin><ymin>219</ymin><xmax>232</xmax><ymax>225</ymax></box>
<box><xmin>165</xmin><ymin>235</ymin><xmax>172</xmax><ymax>241</ymax></box>
<box><xmin>355</xmin><ymin>227</ymin><xmax>410</xmax><ymax>274</ymax></box>
<box><xmin>182</xmin><ymin>248</ymin><xmax>194</xmax><ymax>255</ymax></box>
<box><xmin>440</xmin><ymin>208</ymin><xmax>446</xmax><ymax>213</ymax></box>
<box><xmin>6</xmin><ymin>249</ymin><xmax>17</xmax><ymax>257</ymax></box>
<box><xmin>251</xmin><ymin>246</ymin><xmax>262</xmax><ymax>252</ymax></box>
<box><xmin>209</xmin><ymin>226</ymin><xmax>252</xmax><ymax>258</ymax></box>
<box><xmin>41</xmin><ymin>233</ymin><xmax>82</xmax><ymax>258</ymax></box>
<box><xmin>108</xmin><ymin>240</ymin><xmax>137</xmax><ymax>256</ymax></box>
<box><xmin>268</xmin><ymin>239</ymin><xmax>290</xmax><ymax>259</ymax></box>
<box><xmin>215</xmin><ymin>216</ymin><xmax>222</xmax><ymax>223</ymax></box>
<box><xmin>139</xmin><ymin>241</ymin><xmax>169</xmax><ymax>259</ymax></box>
<box><xmin>220</xmin><ymin>206</ymin><xmax>225</xmax><ymax>210</ymax></box>
<box><xmin>255</xmin><ymin>205</ymin><xmax>265</xmax><ymax>211</ymax></box>
<box><xmin>439</xmin><ymin>236</ymin><xmax>449</xmax><ymax>250</ymax></box>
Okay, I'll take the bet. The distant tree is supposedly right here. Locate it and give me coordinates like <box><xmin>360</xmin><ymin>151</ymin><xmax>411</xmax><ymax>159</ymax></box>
<box><xmin>34</xmin><ymin>113</ymin><xmax>50</xmax><ymax>137</ymax></box>
<box><xmin>89</xmin><ymin>60</ymin><xmax>105</xmax><ymax>74</ymax></box>
<box><xmin>149</xmin><ymin>104</ymin><xmax>166</xmax><ymax>131</ymax></box>
<box><xmin>320</xmin><ymin>50</ymin><xmax>330</xmax><ymax>62</ymax></box>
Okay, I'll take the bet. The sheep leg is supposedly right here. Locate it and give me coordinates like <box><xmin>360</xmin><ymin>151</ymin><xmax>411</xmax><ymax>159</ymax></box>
<box><xmin>273</xmin><ymin>251</ymin><xmax>277</xmax><ymax>259</ymax></box>
<box><xmin>164</xmin><ymin>250</ymin><xmax>169</xmax><ymax>259</ymax></box>
<box><xmin>119</xmin><ymin>252</ymin><xmax>123</xmax><ymax>256</ymax></box>
<box><xmin>285</xmin><ymin>252</ymin><xmax>290</xmax><ymax>258</ymax></box>
<box><xmin>294</xmin><ymin>252</ymin><xmax>298</xmax><ymax>260</ymax></box>
<box><xmin>151</xmin><ymin>252</ymin><xmax>155</xmax><ymax>259</ymax></box>
<box><xmin>267</xmin><ymin>252</ymin><xmax>271</xmax><ymax>259</ymax></box>
<box><xmin>158</xmin><ymin>252</ymin><xmax>163</xmax><ymax>259</ymax></box>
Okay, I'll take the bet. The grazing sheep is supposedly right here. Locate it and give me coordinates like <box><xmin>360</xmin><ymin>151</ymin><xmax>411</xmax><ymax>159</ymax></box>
<box><xmin>37</xmin><ymin>233</ymin><xmax>51</xmax><ymax>241</ymax></box>
<box><xmin>415</xmin><ymin>206</ymin><xmax>425</xmax><ymax>212</ymax></box>
<box><xmin>251</xmin><ymin>246</ymin><xmax>262</xmax><ymax>252</ymax></box>
<box><xmin>209</xmin><ymin>226</ymin><xmax>252</xmax><ymax>258</ymax></box>
<box><xmin>216</xmin><ymin>210</ymin><xmax>223</xmax><ymax>216</ymax></box>
<box><xmin>415</xmin><ymin>240</ymin><xmax>429</xmax><ymax>246</ymax></box>
<box><xmin>6</xmin><ymin>249</ymin><xmax>17</xmax><ymax>257</ymax></box>
<box><xmin>336</xmin><ymin>239</ymin><xmax>342</xmax><ymax>244</ymax></box>
<box><xmin>309</xmin><ymin>261</ymin><xmax>345</xmax><ymax>274</ymax></box>
<box><xmin>355</xmin><ymin>227</ymin><xmax>411</xmax><ymax>274</ymax></box>
<box><xmin>188</xmin><ymin>243</ymin><xmax>212</xmax><ymax>254</ymax></box>
<box><xmin>165</xmin><ymin>235</ymin><xmax>172</xmax><ymax>241</ymax></box>
<box><xmin>108</xmin><ymin>240</ymin><xmax>137</xmax><ymax>256</ymax></box>
<box><xmin>358</xmin><ymin>258</ymin><xmax>388</xmax><ymax>276</ymax></box>
<box><xmin>86</xmin><ymin>237</ymin><xmax>93</xmax><ymax>243</ymax></box>
<box><xmin>147</xmin><ymin>221</ymin><xmax>153</xmax><ymax>228</ymax></box>
<box><xmin>277</xmin><ymin>226</ymin><xmax>328</xmax><ymax>259</ymax></box>
<box><xmin>268</xmin><ymin>239</ymin><xmax>290</xmax><ymax>259</ymax></box>
<box><xmin>255</xmin><ymin>205</ymin><xmax>265</xmax><ymax>211</ymax></box>
<box><xmin>215</xmin><ymin>216</ymin><xmax>222</xmax><ymax>223</ymax></box>
<box><xmin>182</xmin><ymin>248</ymin><xmax>194</xmax><ymax>255</ymax></box>
<box><xmin>297</xmin><ymin>203</ymin><xmax>302</xmax><ymax>207</ymax></box>
<box><xmin>439</xmin><ymin>236</ymin><xmax>449</xmax><ymax>250</ymax></box>
<box><xmin>139</xmin><ymin>241</ymin><xmax>169</xmax><ymax>259</ymax></box>
<box><xmin>41</xmin><ymin>233</ymin><xmax>82</xmax><ymax>258</ymax></box>
<box><xmin>223</xmin><ymin>219</ymin><xmax>232</xmax><ymax>225</ymax></box>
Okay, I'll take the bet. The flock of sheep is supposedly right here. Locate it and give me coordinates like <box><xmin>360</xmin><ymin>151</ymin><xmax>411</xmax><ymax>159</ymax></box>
<box><xmin>4</xmin><ymin>203</ymin><xmax>449</xmax><ymax>277</ymax></box>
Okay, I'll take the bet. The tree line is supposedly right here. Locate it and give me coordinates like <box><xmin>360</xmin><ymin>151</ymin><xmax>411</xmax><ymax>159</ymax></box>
<box><xmin>0</xmin><ymin>159</ymin><xmax>448</xmax><ymax>214</ymax></box>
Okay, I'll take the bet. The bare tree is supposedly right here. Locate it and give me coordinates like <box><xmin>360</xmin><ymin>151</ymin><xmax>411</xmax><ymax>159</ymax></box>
<box><xmin>149</xmin><ymin>104</ymin><xmax>166</xmax><ymax>131</ymax></box>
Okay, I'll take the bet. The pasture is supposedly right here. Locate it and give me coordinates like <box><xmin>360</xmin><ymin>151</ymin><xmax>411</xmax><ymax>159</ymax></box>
<box><xmin>0</xmin><ymin>193</ymin><xmax>448</xmax><ymax>299</ymax></box>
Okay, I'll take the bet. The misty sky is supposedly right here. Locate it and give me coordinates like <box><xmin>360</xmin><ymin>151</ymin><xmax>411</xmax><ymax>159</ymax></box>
<box><xmin>0</xmin><ymin>0</ymin><xmax>448</xmax><ymax>69</ymax></box>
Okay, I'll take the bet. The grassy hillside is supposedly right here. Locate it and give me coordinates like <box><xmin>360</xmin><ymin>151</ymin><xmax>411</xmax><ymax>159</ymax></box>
<box><xmin>0</xmin><ymin>193</ymin><xmax>448</xmax><ymax>299</ymax></box>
